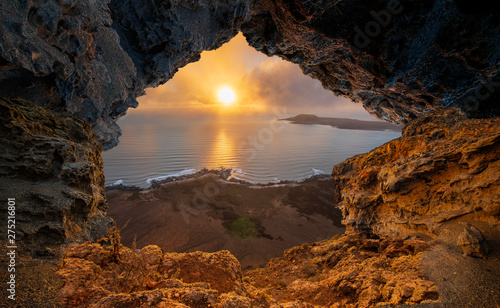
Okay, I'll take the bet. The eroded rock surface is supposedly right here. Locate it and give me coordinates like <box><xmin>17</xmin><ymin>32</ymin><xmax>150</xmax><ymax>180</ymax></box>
<box><xmin>0</xmin><ymin>98</ymin><xmax>111</xmax><ymax>255</ymax></box>
<box><xmin>457</xmin><ymin>224</ymin><xmax>490</xmax><ymax>258</ymax></box>
<box><xmin>1</xmin><ymin>1</ymin><xmax>499</xmax><ymax>149</ymax></box>
<box><xmin>57</xmin><ymin>235</ymin><xmax>439</xmax><ymax>307</ymax></box>
<box><xmin>58</xmin><ymin>241</ymin><xmax>245</xmax><ymax>307</ymax></box>
<box><xmin>332</xmin><ymin>108</ymin><xmax>500</xmax><ymax>237</ymax></box>
<box><xmin>242</xmin><ymin>0</ymin><xmax>500</xmax><ymax>124</ymax></box>
<box><xmin>0</xmin><ymin>0</ymin><xmax>248</xmax><ymax>149</ymax></box>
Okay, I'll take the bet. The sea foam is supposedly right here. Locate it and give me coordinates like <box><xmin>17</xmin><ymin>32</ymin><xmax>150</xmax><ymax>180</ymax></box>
<box><xmin>105</xmin><ymin>179</ymin><xmax>124</xmax><ymax>187</ymax></box>
<box><xmin>146</xmin><ymin>168</ymin><xmax>198</xmax><ymax>184</ymax></box>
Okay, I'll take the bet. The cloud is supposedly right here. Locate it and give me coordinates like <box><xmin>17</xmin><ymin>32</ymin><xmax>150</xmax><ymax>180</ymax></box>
<box><xmin>137</xmin><ymin>33</ymin><xmax>376</xmax><ymax>120</ymax></box>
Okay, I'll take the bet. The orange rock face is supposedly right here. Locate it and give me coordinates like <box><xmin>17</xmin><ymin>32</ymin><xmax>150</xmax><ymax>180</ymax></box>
<box><xmin>244</xmin><ymin>236</ymin><xmax>439</xmax><ymax>308</ymax></box>
<box><xmin>332</xmin><ymin>109</ymin><xmax>500</xmax><ymax>237</ymax></box>
<box><xmin>58</xmin><ymin>235</ymin><xmax>438</xmax><ymax>308</ymax></box>
<box><xmin>58</xmin><ymin>242</ymin><xmax>245</xmax><ymax>307</ymax></box>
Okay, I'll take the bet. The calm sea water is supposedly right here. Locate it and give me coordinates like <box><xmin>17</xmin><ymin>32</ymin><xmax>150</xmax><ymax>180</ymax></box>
<box><xmin>102</xmin><ymin>111</ymin><xmax>401</xmax><ymax>188</ymax></box>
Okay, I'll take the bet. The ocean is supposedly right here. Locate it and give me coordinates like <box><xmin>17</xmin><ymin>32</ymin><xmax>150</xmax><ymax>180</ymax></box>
<box><xmin>102</xmin><ymin>111</ymin><xmax>401</xmax><ymax>188</ymax></box>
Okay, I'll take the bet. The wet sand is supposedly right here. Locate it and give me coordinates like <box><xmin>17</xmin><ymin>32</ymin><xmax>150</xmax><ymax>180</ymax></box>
<box><xmin>106</xmin><ymin>173</ymin><xmax>344</xmax><ymax>269</ymax></box>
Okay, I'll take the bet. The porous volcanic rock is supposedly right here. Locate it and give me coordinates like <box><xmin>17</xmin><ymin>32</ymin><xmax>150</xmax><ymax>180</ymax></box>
<box><xmin>332</xmin><ymin>108</ymin><xmax>500</xmax><ymax>237</ymax></box>
<box><xmin>57</xmin><ymin>235</ymin><xmax>439</xmax><ymax>307</ymax></box>
<box><xmin>457</xmin><ymin>223</ymin><xmax>490</xmax><ymax>258</ymax></box>
<box><xmin>242</xmin><ymin>0</ymin><xmax>500</xmax><ymax>124</ymax></box>
<box><xmin>0</xmin><ymin>98</ymin><xmax>111</xmax><ymax>255</ymax></box>
<box><xmin>58</xmin><ymin>241</ymin><xmax>245</xmax><ymax>307</ymax></box>
<box><xmin>0</xmin><ymin>0</ymin><xmax>249</xmax><ymax>149</ymax></box>
<box><xmin>245</xmin><ymin>235</ymin><xmax>439</xmax><ymax>308</ymax></box>
<box><xmin>0</xmin><ymin>0</ymin><xmax>137</xmax><ymax>149</ymax></box>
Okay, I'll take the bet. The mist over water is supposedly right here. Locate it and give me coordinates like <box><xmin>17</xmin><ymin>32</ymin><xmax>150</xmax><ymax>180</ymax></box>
<box><xmin>102</xmin><ymin>111</ymin><xmax>401</xmax><ymax>188</ymax></box>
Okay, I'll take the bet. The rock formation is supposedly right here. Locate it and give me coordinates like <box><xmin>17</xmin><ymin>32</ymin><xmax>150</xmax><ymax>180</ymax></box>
<box><xmin>57</xmin><ymin>235</ymin><xmax>438</xmax><ymax>307</ymax></box>
<box><xmin>457</xmin><ymin>224</ymin><xmax>491</xmax><ymax>258</ymax></box>
<box><xmin>1</xmin><ymin>0</ymin><xmax>499</xmax><ymax>148</ymax></box>
<box><xmin>243</xmin><ymin>0</ymin><xmax>500</xmax><ymax>124</ymax></box>
<box><xmin>332</xmin><ymin>108</ymin><xmax>500</xmax><ymax>237</ymax></box>
<box><xmin>281</xmin><ymin>114</ymin><xmax>401</xmax><ymax>131</ymax></box>
<box><xmin>1</xmin><ymin>0</ymin><xmax>500</xmax><ymax>306</ymax></box>
<box><xmin>0</xmin><ymin>0</ymin><xmax>248</xmax><ymax>149</ymax></box>
<box><xmin>58</xmin><ymin>242</ymin><xmax>245</xmax><ymax>307</ymax></box>
<box><xmin>0</xmin><ymin>98</ymin><xmax>111</xmax><ymax>255</ymax></box>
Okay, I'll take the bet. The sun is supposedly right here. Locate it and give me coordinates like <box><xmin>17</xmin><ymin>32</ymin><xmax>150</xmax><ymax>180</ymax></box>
<box><xmin>216</xmin><ymin>86</ymin><xmax>236</xmax><ymax>105</ymax></box>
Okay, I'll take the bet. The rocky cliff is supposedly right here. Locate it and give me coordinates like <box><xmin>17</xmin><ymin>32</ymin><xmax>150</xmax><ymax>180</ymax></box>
<box><xmin>332</xmin><ymin>108</ymin><xmax>500</xmax><ymax>238</ymax></box>
<box><xmin>1</xmin><ymin>0</ymin><xmax>499</xmax><ymax>148</ymax></box>
<box><xmin>242</xmin><ymin>0</ymin><xmax>500</xmax><ymax>124</ymax></box>
<box><xmin>0</xmin><ymin>0</ymin><xmax>248</xmax><ymax>149</ymax></box>
<box><xmin>0</xmin><ymin>98</ymin><xmax>111</xmax><ymax>255</ymax></box>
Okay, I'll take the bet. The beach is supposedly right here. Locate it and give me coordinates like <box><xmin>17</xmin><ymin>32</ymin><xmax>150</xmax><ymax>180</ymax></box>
<box><xmin>106</xmin><ymin>171</ymin><xmax>345</xmax><ymax>269</ymax></box>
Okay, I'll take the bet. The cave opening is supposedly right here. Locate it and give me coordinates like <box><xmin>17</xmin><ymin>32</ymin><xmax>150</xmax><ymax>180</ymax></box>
<box><xmin>103</xmin><ymin>32</ymin><xmax>400</xmax><ymax>187</ymax></box>
<box><xmin>102</xmin><ymin>33</ymin><xmax>401</xmax><ymax>269</ymax></box>
<box><xmin>2</xmin><ymin>1</ymin><xmax>500</xmax><ymax>306</ymax></box>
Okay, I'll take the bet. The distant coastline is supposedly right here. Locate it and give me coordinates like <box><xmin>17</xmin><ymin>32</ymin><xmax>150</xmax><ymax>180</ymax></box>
<box><xmin>280</xmin><ymin>114</ymin><xmax>401</xmax><ymax>132</ymax></box>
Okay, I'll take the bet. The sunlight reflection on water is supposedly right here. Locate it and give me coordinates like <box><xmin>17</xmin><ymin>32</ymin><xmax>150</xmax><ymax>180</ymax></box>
<box><xmin>102</xmin><ymin>112</ymin><xmax>401</xmax><ymax>188</ymax></box>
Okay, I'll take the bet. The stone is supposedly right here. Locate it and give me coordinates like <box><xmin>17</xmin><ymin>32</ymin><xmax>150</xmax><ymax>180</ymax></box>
<box><xmin>57</xmin><ymin>236</ymin><xmax>439</xmax><ymax>307</ymax></box>
<box><xmin>219</xmin><ymin>292</ymin><xmax>252</xmax><ymax>308</ymax></box>
<box><xmin>457</xmin><ymin>224</ymin><xmax>490</xmax><ymax>258</ymax></box>
<box><xmin>1</xmin><ymin>1</ymin><xmax>500</xmax><ymax>306</ymax></box>
<box><xmin>332</xmin><ymin>108</ymin><xmax>500</xmax><ymax>238</ymax></box>
<box><xmin>244</xmin><ymin>235</ymin><xmax>438</xmax><ymax>307</ymax></box>
<box><xmin>57</xmin><ymin>242</ymin><xmax>243</xmax><ymax>307</ymax></box>
<box><xmin>162</xmin><ymin>250</ymin><xmax>245</xmax><ymax>294</ymax></box>
<box><xmin>0</xmin><ymin>0</ymin><xmax>249</xmax><ymax>149</ymax></box>
<box><xmin>242</xmin><ymin>0</ymin><xmax>500</xmax><ymax>125</ymax></box>
<box><xmin>139</xmin><ymin>245</ymin><xmax>163</xmax><ymax>267</ymax></box>
<box><xmin>1</xmin><ymin>1</ymin><xmax>499</xmax><ymax>149</ymax></box>
<box><xmin>0</xmin><ymin>98</ymin><xmax>112</xmax><ymax>254</ymax></box>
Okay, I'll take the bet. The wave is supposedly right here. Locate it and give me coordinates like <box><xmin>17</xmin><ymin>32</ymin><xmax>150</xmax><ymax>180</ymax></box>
<box><xmin>146</xmin><ymin>168</ymin><xmax>198</xmax><ymax>184</ymax></box>
<box><xmin>107</xmin><ymin>167</ymin><xmax>333</xmax><ymax>190</ymax></box>
<box><xmin>310</xmin><ymin>168</ymin><xmax>326</xmax><ymax>177</ymax></box>
<box><xmin>105</xmin><ymin>179</ymin><xmax>124</xmax><ymax>187</ymax></box>
<box><xmin>226</xmin><ymin>168</ymin><xmax>247</xmax><ymax>181</ymax></box>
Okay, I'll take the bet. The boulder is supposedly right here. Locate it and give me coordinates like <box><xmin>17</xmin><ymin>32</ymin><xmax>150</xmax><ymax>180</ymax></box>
<box><xmin>457</xmin><ymin>224</ymin><xmax>490</xmax><ymax>258</ymax></box>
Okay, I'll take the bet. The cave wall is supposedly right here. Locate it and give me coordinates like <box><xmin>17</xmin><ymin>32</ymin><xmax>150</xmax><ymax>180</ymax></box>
<box><xmin>332</xmin><ymin>108</ymin><xmax>500</xmax><ymax>237</ymax></box>
<box><xmin>242</xmin><ymin>0</ymin><xmax>500</xmax><ymax>124</ymax></box>
<box><xmin>1</xmin><ymin>0</ymin><xmax>499</xmax><ymax>150</ymax></box>
<box><xmin>0</xmin><ymin>0</ymin><xmax>248</xmax><ymax>149</ymax></box>
<box><xmin>0</xmin><ymin>98</ymin><xmax>111</xmax><ymax>255</ymax></box>
<box><xmin>0</xmin><ymin>0</ymin><xmax>499</xmax><ymax>248</ymax></box>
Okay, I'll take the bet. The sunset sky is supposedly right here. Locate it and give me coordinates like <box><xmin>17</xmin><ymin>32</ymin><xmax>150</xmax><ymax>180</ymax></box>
<box><xmin>135</xmin><ymin>33</ymin><xmax>376</xmax><ymax>120</ymax></box>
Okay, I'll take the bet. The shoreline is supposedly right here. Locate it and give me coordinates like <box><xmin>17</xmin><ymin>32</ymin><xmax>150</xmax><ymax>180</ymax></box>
<box><xmin>106</xmin><ymin>172</ymin><xmax>344</xmax><ymax>269</ymax></box>
<box><xmin>105</xmin><ymin>167</ymin><xmax>335</xmax><ymax>192</ymax></box>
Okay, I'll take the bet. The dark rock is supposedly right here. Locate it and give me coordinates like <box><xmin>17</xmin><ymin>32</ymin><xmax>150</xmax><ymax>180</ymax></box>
<box><xmin>457</xmin><ymin>224</ymin><xmax>490</xmax><ymax>258</ymax></box>
<box><xmin>109</xmin><ymin>0</ymin><xmax>249</xmax><ymax>88</ymax></box>
<box><xmin>0</xmin><ymin>0</ymin><xmax>249</xmax><ymax>149</ymax></box>
<box><xmin>1</xmin><ymin>1</ymin><xmax>500</xmax><ymax>149</ymax></box>
<box><xmin>242</xmin><ymin>0</ymin><xmax>500</xmax><ymax>125</ymax></box>
<box><xmin>0</xmin><ymin>98</ymin><xmax>112</xmax><ymax>255</ymax></box>
<box><xmin>282</xmin><ymin>113</ymin><xmax>401</xmax><ymax>131</ymax></box>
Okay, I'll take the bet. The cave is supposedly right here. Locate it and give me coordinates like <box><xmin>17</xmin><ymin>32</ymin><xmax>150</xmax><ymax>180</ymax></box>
<box><xmin>0</xmin><ymin>0</ymin><xmax>499</xmax><ymax>307</ymax></box>
<box><xmin>99</xmin><ymin>31</ymin><xmax>407</xmax><ymax>271</ymax></box>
